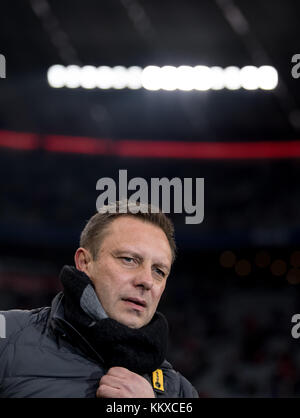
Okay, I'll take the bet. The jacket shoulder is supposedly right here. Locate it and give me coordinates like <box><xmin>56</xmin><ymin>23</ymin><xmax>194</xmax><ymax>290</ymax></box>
<box><xmin>0</xmin><ymin>307</ymin><xmax>50</xmax><ymax>385</ymax></box>
<box><xmin>177</xmin><ymin>372</ymin><xmax>199</xmax><ymax>398</ymax></box>
<box><xmin>158</xmin><ymin>360</ymin><xmax>198</xmax><ymax>398</ymax></box>
<box><xmin>0</xmin><ymin>307</ymin><xmax>49</xmax><ymax>350</ymax></box>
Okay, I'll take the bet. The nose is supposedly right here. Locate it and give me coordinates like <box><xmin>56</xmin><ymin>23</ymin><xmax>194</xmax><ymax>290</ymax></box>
<box><xmin>133</xmin><ymin>265</ymin><xmax>154</xmax><ymax>291</ymax></box>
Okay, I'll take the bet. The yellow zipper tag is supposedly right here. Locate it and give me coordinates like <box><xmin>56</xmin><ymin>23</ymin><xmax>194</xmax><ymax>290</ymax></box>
<box><xmin>152</xmin><ymin>369</ymin><xmax>164</xmax><ymax>392</ymax></box>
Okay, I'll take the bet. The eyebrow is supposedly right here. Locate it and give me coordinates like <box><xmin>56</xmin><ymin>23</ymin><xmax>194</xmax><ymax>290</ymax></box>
<box><xmin>113</xmin><ymin>249</ymin><xmax>171</xmax><ymax>273</ymax></box>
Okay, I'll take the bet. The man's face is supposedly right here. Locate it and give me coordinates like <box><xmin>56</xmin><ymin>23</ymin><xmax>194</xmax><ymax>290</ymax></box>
<box><xmin>85</xmin><ymin>216</ymin><xmax>172</xmax><ymax>329</ymax></box>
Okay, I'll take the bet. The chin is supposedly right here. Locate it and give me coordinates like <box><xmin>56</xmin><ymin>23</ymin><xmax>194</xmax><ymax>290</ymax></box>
<box><xmin>123</xmin><ymin>319</ymin><xmax>143</xmax><ymax>329</ymax></box>
<box><xmin>126</xmin><ymin>323</ymin><xmax>140</xmax><ymax>329</ymax></box>
<box><xmin>118</xmin><ymin>316</ymin><xmax>145</xmax><ymax>329</ymax></box>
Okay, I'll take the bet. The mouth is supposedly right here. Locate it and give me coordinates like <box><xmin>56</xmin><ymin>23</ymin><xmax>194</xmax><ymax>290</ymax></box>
<box><xmin>122</xmin><ymin>297</ymin><xmax>147</xmax><ymax>311</ymax></box>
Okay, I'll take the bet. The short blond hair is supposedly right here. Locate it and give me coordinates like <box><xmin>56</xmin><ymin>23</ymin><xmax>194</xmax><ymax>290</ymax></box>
<box><xmin>80</xmin><ymin>200</ymin><xmax>177</xmax><ymax>263</ymax></box>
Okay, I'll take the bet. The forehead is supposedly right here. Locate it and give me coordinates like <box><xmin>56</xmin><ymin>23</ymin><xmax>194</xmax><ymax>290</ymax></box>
<box><xmin>101</xmin><ymin>216</ymin><xmax>172</xmax><ymax>265</ymax></box>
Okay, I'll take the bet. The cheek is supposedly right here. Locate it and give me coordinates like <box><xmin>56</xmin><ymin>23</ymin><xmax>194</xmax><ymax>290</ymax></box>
<box><xmin>93</xmin><ymin>262</ymin><xmax>128</xmax><ymax>296</ymax></box>
<box><xmin>152</xmin><ymin>284</ymin><xmax>165</xmax><ymax>306</ymax></box>
<box><xmin>91</xmin><ymin>264</ymin><xmax>113</xmax><ymax>297</ymax></box>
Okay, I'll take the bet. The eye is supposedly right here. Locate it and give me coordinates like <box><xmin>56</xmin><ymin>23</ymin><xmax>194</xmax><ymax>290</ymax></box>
<box><xmin>154</xmin><ymin>267</ymin><xmax>166</xmax><ymax>278</ymax></box>
<box><xmin>121</xmin><ymin>256</ymin><xmax>135</xmax><ymax>264</ymax></box>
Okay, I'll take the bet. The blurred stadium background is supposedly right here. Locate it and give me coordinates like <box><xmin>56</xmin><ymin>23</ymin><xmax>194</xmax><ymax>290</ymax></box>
<box><xmin>1</xmin><ymin>0</ymin><xmax>300</xmax><ymax>397</ymax></box>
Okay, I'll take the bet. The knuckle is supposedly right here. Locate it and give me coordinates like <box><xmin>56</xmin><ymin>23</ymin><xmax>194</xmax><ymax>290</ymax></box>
<box><xmin>108</xmin><ymin>366</ymin><xmax>128</xmax><ymax>378</ymax></box>
<box><xmin>111</xmin><ymin>366</ymin><xmax>125</xmax><ymax>373</ymax></box>
<box><xmin>99</xmin><ymin>375</ymin><xmax>107</xmax><ymax>384</ymax></box>
<box><xmin>97</xmin><ymin>384</ymin><xmax>109</xmax><ymax>397</ymax></box>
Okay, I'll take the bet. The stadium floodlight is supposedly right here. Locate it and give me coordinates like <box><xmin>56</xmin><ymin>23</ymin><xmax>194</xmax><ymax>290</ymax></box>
<box><xmin>224</xmin><ymin>66</ymin><xmax>241</xmax><ymax>90</ymax></box>
<box><xmin>97</xmin><ymin>66</ymin><xmax>114</xmax><ymax>89</ymax></box>
<box><xmin>47</xmin><ymin>64</ymin><xmax>66</xmax><ymax>88</ymax></box>
<box><xmin>176</xmin><ymin>66</ymin><xmax>194</xmax><ymax>91</ymax></box>
<box><xmin>65</xmin><ymin>65</ymin><xmax>81</xmax><ymax>88</ymax></box>
<box><xmin>127</xmin><ymin>66</ymin><xmax>143</xmax><ymax>89</ymax></box>
<box><xmin>193</xmin><ymin>65</ymin><xmax>212</xmax><ymax>91</ymax></box>
<box><xmin>112</xmin><ymin>66</ymin><xmax>128</xmax><ymax>89</ymax></box>
<box><xmin>258</xmin><ymin>65</ymin><xmax>278</xmax><ymax>90</ymax></box>
<box><xmin>240</xmin><ymin>66</ymin><xmax>259</xmax><ymax>90</ymax></box>
<box><xmin>160</xmin><ymin>66</ymin><xmax>178</xmax><ymax>91</ymax></box>
<box><xmin>47</xmin><ymin>64</ymin><xmax>278</xmax><ymax>91</ymax></box>
<box><xmin>210</xmin><ymin>66</ymin><xmax>225</xmax><ymax>90</ymax></box>
<box><xmin>80</xmin><ymin>65</ymin><xmax>97</xmax><ymax>89</ymax></box>
<box><xmin>141</xmin><ymin>66</ymin><xmax>161</xmax><ymax>91</ymax></box>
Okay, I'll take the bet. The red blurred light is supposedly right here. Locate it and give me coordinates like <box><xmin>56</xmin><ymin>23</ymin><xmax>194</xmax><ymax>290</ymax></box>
<box><xmin>0</xmin><ymin>130</ymin><xmax>300</xmax><ymax>160</ymax></box>
<box><xmin>0</xmin><ymin>130</ymin><xmax>38</xmax><ymax>150</ymax></box>
<box><xmin>117</xmin><ymin>140</ymin><xmax>300</xmax><ymax>159</ymax></box>
<box><xmin>44</xmin><ymin>135</ymin><xmax>108</xmax><ymax>155</ymax></box>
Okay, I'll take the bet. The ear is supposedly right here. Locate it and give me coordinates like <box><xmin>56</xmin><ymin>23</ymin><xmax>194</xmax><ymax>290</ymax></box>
<box><xmin>74</xmin><ymin>247</ymin><xmax>93</xmax><ymax>275</ymax></box>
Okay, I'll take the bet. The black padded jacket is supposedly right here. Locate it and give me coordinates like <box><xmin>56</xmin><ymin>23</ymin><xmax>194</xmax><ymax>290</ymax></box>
<box><xmin>0</xmin><ymin>293</ymin><xmax>198</xmax><ymax>398</ymax></box>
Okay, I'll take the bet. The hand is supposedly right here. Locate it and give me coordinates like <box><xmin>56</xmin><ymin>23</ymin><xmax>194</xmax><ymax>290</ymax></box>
<box><xmin>96</xmin><ymin>367</ymin><xmax>155</xmax><ymax>398</ymax></box>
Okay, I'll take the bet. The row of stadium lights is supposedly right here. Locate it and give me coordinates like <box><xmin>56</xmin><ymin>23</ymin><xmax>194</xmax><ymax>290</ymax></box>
<box><xmin>220</xmin><ymin>250</ymin><xmax>300</xmax><ymax>284</ymax></box>
<box><xmin>47</xmin><ymin>64</ymin><xmax>278</xmax><ymax>91</ymax></box>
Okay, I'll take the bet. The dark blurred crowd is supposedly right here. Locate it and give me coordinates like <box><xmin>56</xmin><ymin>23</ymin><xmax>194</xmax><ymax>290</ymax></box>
<box><xmin>166</xmin><ymin>272</ymin><xmax>300</xmax><ymax>397</ymax></box>
<box><xmin>0</xmin><ymin>151</ymin><xmax>299</xmax><ymax>249</ymax></box>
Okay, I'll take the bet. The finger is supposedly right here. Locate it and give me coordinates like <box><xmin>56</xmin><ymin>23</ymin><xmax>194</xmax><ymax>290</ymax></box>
<box><xmin>97</xmin><ymin>384</ymin><xmax>121</xmax><ymax>398</ymax></box>
<box><xmin>106</xmin><ymin>366</ymin><xmax>131</xmax><ymax>378</ymax></box>
<box><xmin>100</xmin><ymin>374</ymin><xmax>125</xmax><ymax>390</ymax></box>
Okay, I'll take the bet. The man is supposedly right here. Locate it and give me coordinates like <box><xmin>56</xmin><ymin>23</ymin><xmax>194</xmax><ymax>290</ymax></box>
<box><xmin>0</xmin><ymin>200</ymin><xmax>198</xmax><ymax>398</ymax></box>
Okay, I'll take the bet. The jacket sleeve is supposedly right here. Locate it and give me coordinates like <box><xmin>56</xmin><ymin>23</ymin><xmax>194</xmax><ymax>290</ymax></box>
<box><xmin>0</xmin><ymin>309</ymin><xmax>30</xmax><ymax>387</ymax></box>
<box><xmin>178</xmin><ymin>373</ymin><xmax>199</xmax><ymax>398</ymax></box>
